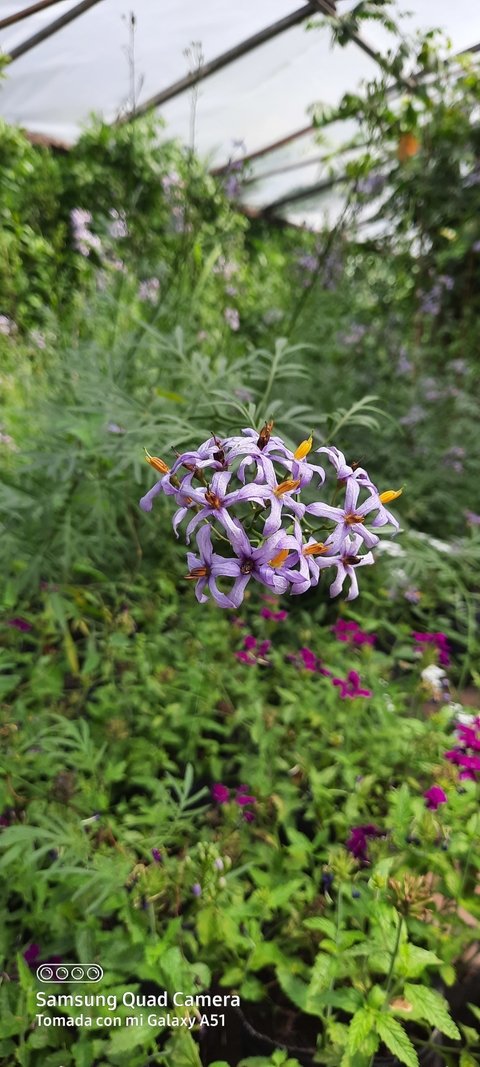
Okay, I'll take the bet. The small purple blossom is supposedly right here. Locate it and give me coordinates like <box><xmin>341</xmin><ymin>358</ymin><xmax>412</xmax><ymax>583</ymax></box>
<box><xmin>151</xmin><ymin>848</ymin><xmax>162</xmax><ymax>863</ymax></box>
<box><xmin>192</xmin><ymin>883</ymin><xmax>202</xmax><ymax>897</ymax></box>
<box><xmin>7</xmin><ymin>617</ymin><xmax>32</xmax><ymax>632</ymax></box>
<box><xmin>224</xmin><ymin>307</ymin><xmax>240</xmax><ymax>331</ymax></box>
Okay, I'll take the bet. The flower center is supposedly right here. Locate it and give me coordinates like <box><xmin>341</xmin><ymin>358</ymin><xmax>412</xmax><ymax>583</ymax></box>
<box><xmin>303</xmin><ymin>542</ymin><xmax>328</xmax><ymax>556</ymax></box>
<box><xmin>185</xmin><ymin>566</ymin><xmax>209</xmax><ymax>579</ymax></box>
<box><xmin>269</xmin><ymin>548</ymin><xmax>289</xmax><ymax>568</ymax></box>
<box><xmin>274</xmin><ymin>479</ymin><xmax>301</xmax><ymax>497</ymax></box>
<box><xmin>240</xmin><ymin>559</ymin><xmax>255</xmax><ymax>575</ymax></box>
<box><xmin>205</xmin><ymin>489</ymin><xmax>222</xmax><ymax>508</ymax></box>
<box><xmin>345</xmin><ymin>513</ymin><xmax>364</xmax><ymax>526</ymax></box>
<box><xmin>344</xmin><ymin>555</ymin><xmax>361</xmax><ymax>565</ymax></box>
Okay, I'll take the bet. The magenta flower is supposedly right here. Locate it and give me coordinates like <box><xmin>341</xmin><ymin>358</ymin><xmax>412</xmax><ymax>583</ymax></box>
<box><xmin>211</xmin><ymin>783</ymin><xmax>230</xmax><ymax>804</ymax></box>
<box><xmin>412</xmin><ymin>631</ymin><xmax>451</xmax><ymax>667</ymax></box>
<box><xmin>332</xmin><ymin>670</ymin><xmax>371</xmax><ymax>699</ymax></box>
<box><xmin>260</xmin><ymin>607</ymin><xmax>288</xmax><ymax>621</ymax></box>
<box><xmin>235</xmin><ymin>787</ymin><xmax>256</xmax><ymax>807</ymax></box>
<box><xmin>235</xmin><ymin>636</ymin><xmax>271</xmax><ymax>666</ymax></box>
<box><xmin>424</xmin><ymin>785</ymin><xmax>447</xmax><ymax>810</ymax></box>
<box><xmin>346</xmin><ymin>824</ymin><xmax>383</xmax><ymax>862</ymax></box>
<box><xmin>236</xmin><ymin>785</ymin><xmax>256</xmax><ymax>821</ymax></box>
<box><xmin>7</xmin><ymin>618</ymin><xmax>33</xmax><ymax>633</ymax></box>
<box><xmin>332</xmin><ymin>619</ymin><xmax>376</xmax><ymax>646</ymax></box>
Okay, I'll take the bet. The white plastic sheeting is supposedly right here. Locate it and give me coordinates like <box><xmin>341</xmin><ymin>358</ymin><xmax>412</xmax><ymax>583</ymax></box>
<box><xmin>1</xmin><ymin>0</ymin><xmax>479</xmax><ymax>227</ymax></box>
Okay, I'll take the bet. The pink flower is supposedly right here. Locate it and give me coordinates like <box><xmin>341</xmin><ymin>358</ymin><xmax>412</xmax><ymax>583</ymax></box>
<box><xmin>332</xmin><ymin>619</ymin><xmax>376</xmax><ymax>646</ymax></box>
<box><xmin>211</xmin><ymin>783</ymin><xmax>230</xmax><ymax>805</ymax></box>
<box><xmin>346</xmin><ymin>824</ymin><xmax>383</xmax><ymax>862</ymax></box>
<box><xmin>424</xmin><ymin>785</ymin><xmax>447</xmax><ymax>810</ymax></box>
<box><xmin>260</xmin><ymin>608</ymin><xmax>288</xmax><ymax>621</ymax></box>
<box><xmin>332</xmin><ymin>670</ymin><xmax>371</xmax><ymax>699</ymax></box>
<box><xmin>235</xmin><ymin>636</ymin><xmax>271</xmax><ymax>666</ymax></box>
<box><xmin>412</xmin><ymin>631</ymin><xmax>450</xmax><ymax>667</ymax></box>
<box><xmin>7</xmin><ymin>618</ymin><xmax>32</xmax><ymax>633</ymax></box>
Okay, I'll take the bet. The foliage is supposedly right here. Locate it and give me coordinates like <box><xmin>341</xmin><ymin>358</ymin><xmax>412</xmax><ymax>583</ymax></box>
<box><xmin>0</xmin><ymin>14</ymin><xmax>480</xmax><ymax>1064</ymax></box>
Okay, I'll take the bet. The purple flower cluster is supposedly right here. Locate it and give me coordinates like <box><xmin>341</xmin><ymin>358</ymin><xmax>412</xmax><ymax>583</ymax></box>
<box><xmin>139</xmin><ymin>428</ymin><xmax>401</xmax><ymax>609</ymax></box>
<box><xmin>332</xmin><ymin>619</ymin><xmax>376</xmax><ymax>646</ymax></box>
<box><xmin>412</xmin><ymin>631</ymin><xmax>451</xmax><ymax>667</ymax></box>
<box><xmin>445</xmin><ymin>718</ymin><xmax>480</xmax><ymax>781</ymax></box>
<box><xmin>211</xmin><ymin>783</ymin><xmax>256</xmax><ymax>821</ymax></box>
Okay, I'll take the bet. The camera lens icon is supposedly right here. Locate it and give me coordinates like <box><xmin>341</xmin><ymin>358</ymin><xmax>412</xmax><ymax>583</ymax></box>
<box><xmin>36</xmin><ymin>963</ymin><xmax>103</xmax><ymax>983</ymax></box>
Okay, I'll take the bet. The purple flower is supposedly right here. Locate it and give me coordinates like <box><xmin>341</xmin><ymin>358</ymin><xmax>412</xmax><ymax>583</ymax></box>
<box><xmin>260</xmin><ymin>607</ymin><xmax>288</xmax><ymax>621</ymax></box>
<box><xmin>107</xmin><ymin>422</ymin><xmax>126</xmax><ymax>434</ymax></box>
<box><xmin>316</xmin><ymin>445</ymin><xmax>371</xmax><ymax>488</ymax></box>
<box><xmin>400</xmin><ymin>405</ymin><xmax>426</xmax><ymax>427</ymax></box>
<box><xmin>185</xmin><ymin>524</ymin><xmax>251</xmax><ymax>608</ymax></box>
<box><xmin>235</xmin><ymin>786</ymin><xmax>256</xmax><ymax>807</ymax></box>
<box><xmin>332</xmin><ymin>619</ymin><xmax>376</xmax><ymax>646</ymax></box>
<box><xmin>211</xmin><ymin>783</ymin><xmax>230</xmax><ymax>805</ymax></box>
<box><xmin>151</xmin><ymin>848</ymin><xmax>162</xmax><ymax>863</ymax></box>
<box><xmin>174</xmin><ymin>470</ymin><xmax>271</xmax><ymax>543</ymax></box>
<box><xmin>307</xmin><ymin>479</ymin><xmax>399</xmax><ymax>555</ymax></box>
<box><xmin>465</xmin><ymin>510</ymin><xmax>480</xmax><ymax>526</ymax></box>
<box><xmin>224</xmin><ymin>307</ymin><xmax>240</xmax><ymax>331</ymax></box>
<box><xmin>346</xmin><ymin>824</ymin><xmax>383</xmax><ymax>862</ymax></box>
<box><xmin>7</xmin><ymin>617</ymin><xmax>33</xmax><ymax>633</ymax></box>
<box><xmin>412</xmin><ymin>631</ymin><xmax>451</xmax><ymax>667</ymax></box>
<box><xmin>424</xmin><ymin>786</ymin><xmax>447</xmax><ymax>810</ymax></box>
<box><xmin>138</xmin><ymin>277</ymin><xmax>160</xmax><ymax>303</ymax></box>
<box><xmin>192</xmin><ymin>883</ymin><xmax>202</xmax><ymax>897</ymax></box>
<box><xmin>356</xmin><ymin>172</ymin><xmax>385</xmax><ymax>197</ymax></box>
<box><xmin>289</xmin><ymin>646</ymin><xmax>331</xmax><ymax>676</ymax></box>
<box><xmin>332</xmin><ymin>670</ymin><xmax>371</xmax><ymax>699</ymax></box>
<box><xmin>222</xmin><ymin>524</ymin><xmax>295</xmax><ymax>602</ymax></box>
<box><xmin>23</xmin><ymin>944</ymin><xmax>41</xmax><ymax>967</ymax></box>
<box><xmin>235</xmin><ymin>636</ymin><xmax>271</xmax><ymax>666</ymax></box>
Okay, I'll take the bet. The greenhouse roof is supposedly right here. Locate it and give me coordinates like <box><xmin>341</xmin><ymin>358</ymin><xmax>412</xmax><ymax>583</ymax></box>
<box><xmin>1</xmin><ymin>0</ymin><xmax>480</xmax><ymax>228</ymax></box>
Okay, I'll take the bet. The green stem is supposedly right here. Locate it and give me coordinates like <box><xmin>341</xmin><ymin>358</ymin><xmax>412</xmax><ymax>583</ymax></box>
<box><xmin>383</xmin><ymin>913</ymin><xmax>403</xmax><ymax>1006</ymax></box>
